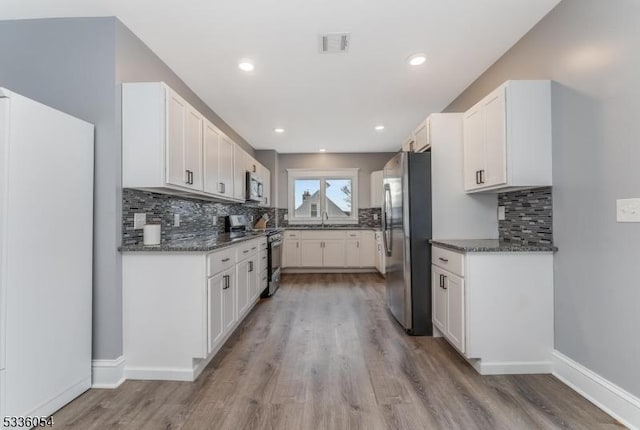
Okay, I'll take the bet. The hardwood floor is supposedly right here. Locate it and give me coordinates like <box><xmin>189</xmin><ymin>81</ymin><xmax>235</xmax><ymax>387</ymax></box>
<box><xmin>54</xmin><ymin>273</ymin><xmax>622</xmax><ymax>429</ymax></box>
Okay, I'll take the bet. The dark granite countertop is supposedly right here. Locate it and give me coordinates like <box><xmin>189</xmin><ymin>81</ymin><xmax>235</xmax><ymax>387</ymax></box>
<box><xmin>430</xmin><ymin>239</ymin><xmax>558</xmax><ymax>253</ymax></box>
<box><xmin>284</xmin><ymin>226</ymin><xmax>381</xmax><ymax>231</ymax></box>
<box><xmin>120</xmin><ymin>231</ymin><xmax>267</xmax><ymax>253</ymax></box>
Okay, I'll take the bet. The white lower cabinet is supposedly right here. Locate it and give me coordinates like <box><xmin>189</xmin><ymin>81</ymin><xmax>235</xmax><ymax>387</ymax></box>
<box><xmin>123</xmin><ymin>236</ymin><xmax>265</xmax><ymax>382</ymax></box>
<box><xmin>431</xmin><ymin>245</ymin><xmax>553</xmax><ymax>375</ymax></box>
<box><xmin>323</xmin><ymin>239</ymin><xmax>346</xmax><ymax>267</ymax></box>
<box><xmin>207</xmin><ymin>268</ymin><xmax>235</xmax><ymax>354</ymax></box>
<box><xmin>283</xmin><ymin>230</ymin><xmax>377</xmax><ymax>269</ymax></box>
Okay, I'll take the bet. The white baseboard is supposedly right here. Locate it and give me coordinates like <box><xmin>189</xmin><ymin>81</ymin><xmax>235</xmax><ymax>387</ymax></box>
<box><xmin>125</xmin><ymin>366</ymin><xmax>196</xmax><ymax>382</ymax></box>
<box><xmin>473</xmin><ymin>360</ymin><xmax>552</xmax><ymax>375</ymax></box>
<box><xmin>552</xmin><ymin>350</ymin><xmax>640</xmax><ymax>430</ymax></box>
<box><xmin>92</xmin><ymin>356</ymin><xmax>126</xmax><ymax>389</ymax></box>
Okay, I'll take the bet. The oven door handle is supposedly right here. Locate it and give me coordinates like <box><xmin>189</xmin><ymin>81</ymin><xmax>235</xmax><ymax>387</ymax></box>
<box><xmin>270</xmin><ymin>240</ymin><xmax>283</xmax><ymax>248</ymax></box>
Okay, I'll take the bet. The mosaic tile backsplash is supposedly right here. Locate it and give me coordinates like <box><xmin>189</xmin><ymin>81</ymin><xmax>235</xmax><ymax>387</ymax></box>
<box><xmin>498</xmin><ymin>187</ymin><xmax>553</xmax><ymax>245</ymax></box>
<box><xmin>122</xmin><ymin>189</ymin><xmax>276</xmax><ymax>245</ymax></box>
<box><xmin>275</xmin><ymin>207</ymin><xmax>382</xmax><ymax>229</ymax></box>
<box><xmin>123</xmin><ymin>189</ymin><xmax>381</xmax><ymax>245</ymax></box>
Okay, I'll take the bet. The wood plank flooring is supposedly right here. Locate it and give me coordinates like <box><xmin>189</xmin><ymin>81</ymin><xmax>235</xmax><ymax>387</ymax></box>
<box><xmin>53</xmin><ymin>273</ymin><xmax>622</xmax><ymax>429</ymax></box>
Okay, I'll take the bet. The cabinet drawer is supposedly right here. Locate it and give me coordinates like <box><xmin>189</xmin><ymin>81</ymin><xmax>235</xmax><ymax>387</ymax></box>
<box><xmin>432</xmin><ymin>246</ymin><xmax>464</xmax><ymax>277</ymax></box>
<box><xmin>300</xmin><ymin>230</ymin><xmax>346</xmax><ymax>240</ymax></box>
<box><xmin>237</xmin><ymin>239</ymin><xmax>261</xmax><ymax>261</ymax></box>
<box><xmin>259</xmin><ymin>250</ymin><xmax>268</xmax><ymax>273</ymax></box>
<box><xmin>207</xmin><ymin>247</ymin><xmax>236</xmax><ymax>277</ymax></box>
<box><xmin>285</xmin><ymin>231</ymin><xmax>301</xmax><ymax>239</ymax></box>
<box><xmin>345</xmin><ymin>231</ymin><xmax>361</xmax><ymax>239</ymax></box>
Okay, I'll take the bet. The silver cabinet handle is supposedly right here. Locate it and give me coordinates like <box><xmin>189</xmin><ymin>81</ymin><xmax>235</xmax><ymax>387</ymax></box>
<box><xmin>357</xmin><ymin>241</ymin><xmax>360</xmax><ymax>248</ymax></box>
<box><xmin>221</xmin><ymin>258</ymin><xmax>231</xmax><ymax>262</ymax></box>
<box><xmin>296</xmin><ymin>242</ymin><xmax>299</xmax><ymax>248</ymax></box>
<box><xmin>248</xmin><ymin>261</ymin><xmax>254</xmax><ymax>272</ymax></box>
<box><xmin>438</xmin><ymin>257</ymin><xmax>449</xmax><ymax>263</ymax></box>
<box><xmin>185</xmin><ymin>169</ymin><xmax>190</xmax><ymax>184</ymax></box>
<box><xmin>243</xmin><ymin>250</ymin><xmax>249</xmax><ymax>254</ymax></box>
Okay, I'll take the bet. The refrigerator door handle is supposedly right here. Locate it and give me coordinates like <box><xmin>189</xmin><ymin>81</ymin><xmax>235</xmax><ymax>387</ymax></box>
<box><xmin>382</xmin><ymin>183</ymin><xmax>392</xmax><ymax>256</ymax></box>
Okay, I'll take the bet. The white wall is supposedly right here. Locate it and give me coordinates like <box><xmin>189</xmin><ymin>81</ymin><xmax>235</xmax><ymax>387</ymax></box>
<box><xmin>444</xmin><ymin>0</ymin><xmax>640</xmax><ymax>396</ymax></box>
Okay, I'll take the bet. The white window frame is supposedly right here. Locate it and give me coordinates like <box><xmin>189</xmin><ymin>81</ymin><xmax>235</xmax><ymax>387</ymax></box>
<box><xmin>287</xmin><ymin>168</ymin><xmax>359</xmax><ymax>225</ymax></box>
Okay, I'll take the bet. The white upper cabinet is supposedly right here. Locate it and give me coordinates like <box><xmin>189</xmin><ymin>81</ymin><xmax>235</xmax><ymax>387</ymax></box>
<box><xmin>122</xmin><ymin>82</ymin><xmax>268</xmax><ymax>203</ymax></box>
<box><xmin>463</xmin><ymin>80</ymin><xmax>552</xmax><ymax>193</ymax></box>
<box><xmin>413</xmin><ymin>117</ymin><xmax>431</xmax><ymax>153</ymax></box>
<box><xmin>370</xmin><ymin>170</ymin><xmax>383</xmax><ymax>208</ymax></box>
<box><xmin>164</xmin><ymin>88</ymin><xmax>203</xmax><ymax>190</ymax></box>
<box><xmin>203</xmin><ymin>121</ymin><xmax>236</xmax><ymax>199</ymax></box>
<box><xmin>233</xmin><ymin>145</ymin><xmax>248</xmax><ymax>201</ymax></box>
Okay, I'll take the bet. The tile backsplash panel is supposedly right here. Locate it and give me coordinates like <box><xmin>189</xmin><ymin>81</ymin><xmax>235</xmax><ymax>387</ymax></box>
<box><xmin>498</xmin><ymin>187</ymin><xmax>553</xmax><ymax>245</ymax></box>
<box><xmin>275</xmin><ymin>207</ymin><xmax>382</xmax><ymax>229</ymax></box>
<box><xmin>122</xmin><ymin>189</ymin><xmax>276</xmax><ymax>245</ymax></box>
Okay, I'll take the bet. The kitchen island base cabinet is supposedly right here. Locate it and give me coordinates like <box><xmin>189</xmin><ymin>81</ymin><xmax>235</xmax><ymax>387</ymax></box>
<box><xmin>432</xmin><ymin>247</ymin><xmax>553</xmax><ymax>375</ymax></box>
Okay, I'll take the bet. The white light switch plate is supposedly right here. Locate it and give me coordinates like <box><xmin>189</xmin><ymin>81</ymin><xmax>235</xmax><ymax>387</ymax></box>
<box><xmin>212</xmin><ymin>215</ymin><xmax>218</xmax><ymax>225</ymax></box>
<box><xmin>498</xmin><ymin>206</ymin><xmax>506</xmax><ymax>221</ymax></box>
<box><xmin>133</xmin><ymin>213</ymin><xmax>146</xmax><ymax>229</ymax></box>
<box><xmin>617</xmin><ymin>198</ymin><xmax>640</xmax><ymax>222</ymax></box>
<box><xmin>373</xmin><ymin>213</ymin><xmax>379</xmax><ymax>221</ymax></box>
<box><xmin>284</xmin><ymin>214</ymin><xmax>288</xmax><ymax>221</ymax></box>
<box><xmin>174</xmin><ymin>214</ymin><xmax>181</xmax><ymax>227</ymax></box>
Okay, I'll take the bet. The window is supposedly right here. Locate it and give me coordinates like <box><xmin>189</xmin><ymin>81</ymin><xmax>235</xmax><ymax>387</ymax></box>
<box><xmin>288</xmin><ymin>168</ymin><xmax>359</xmax><ymax>224</ymax></box>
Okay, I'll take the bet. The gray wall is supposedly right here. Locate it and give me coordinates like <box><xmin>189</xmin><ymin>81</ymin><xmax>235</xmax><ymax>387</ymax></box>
<box><xmin>0</xmin><ymin>17</ymin><xmax>122</xmax><ymax>360</ymax></box>
<box><xmin>0</xmin><ymin>17</ymin><xmax>257</xmax><ymax>361</ymax></box>
<box><xmin>445</xmin><ymin>0</ymin><xmax>640</xmax><ymax>396</ymax></box>
<box><xmin>277</xmin><ymin>153</ymin><xmax>395</xmax><ymax>208</ymax></box>
<box><xmin>115</xmin><ymin>21</ymin><xmax>254</xmax><ymax>155</ymax></box>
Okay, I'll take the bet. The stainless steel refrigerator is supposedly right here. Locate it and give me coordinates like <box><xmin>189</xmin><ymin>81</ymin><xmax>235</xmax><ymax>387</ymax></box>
<box><xmin>382</xmin><ymin>151</ymin><xmax>432</xmax><ymax>335</ymax></box>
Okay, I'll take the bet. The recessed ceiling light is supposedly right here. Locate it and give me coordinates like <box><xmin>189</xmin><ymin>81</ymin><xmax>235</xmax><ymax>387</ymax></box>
<box><xmin>375</xmin><ymin>125</ymin><xmax>385</xmax><ymax>131</ymax></box>
<box><xmin>238</xmin><ymin>60</ymin><xmax>255</xmax><ymax>72</ymax></box>
<box><xmin>407</xmin><ymin>53</ymin><xmax>427</xmax><ymax>66</ymax></box>
<box><xmin>319</xmin><ymin>149</ymin><xmax>326</xmax><ymax>152</ymax></box>
<box><xmin>274</xmin><ymin>128</ymin><xmax>285</xmax><ymax>133</ymax></box>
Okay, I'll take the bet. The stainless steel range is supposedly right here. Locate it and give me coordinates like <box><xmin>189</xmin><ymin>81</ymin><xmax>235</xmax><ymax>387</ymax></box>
<box><xmin>262</xmin><ymin>228</ymin><xmax>283</xmax><ymax>297</ymax></box>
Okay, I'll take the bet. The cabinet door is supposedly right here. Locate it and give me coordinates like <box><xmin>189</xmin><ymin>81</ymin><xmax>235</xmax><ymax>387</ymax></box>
<box><xmin>284</xmin><ymin>240</ymin><xmax>301</xmax><ymax>268</ymax></box>
<box><xmin>322</xmin><ymin>240</ymin><xmax>346</xmax><ymax>267</ymax></box>
<box><xmin>236</xmin><ymin>260</ymin><xmax>251</xmax><ymax>317</ymax></box>
<box><xmin>482</xmin><ymin>88</ymin><xmax>507</xmax><ymax>188</ymax></box>
<box><xmin>248</xmin><ymin>257</ymin><xmax>258</xmax><ymax>302</ymax></box>
<box><xmin>261</xmin><ymin>168</ymin><xmax>271</xmax><ymax>207</ymax></box>
<box><xmin>233</xmin><ymin>145</ymin><xmax>247</xmax><ymax>201</ymax></box>
<box><xmin>359</xmin><ymin>231</ymin><xmax>376</xmax><ymax>267</ymax></box>
<box><xmin>300</xmin><ymin>240</ymin><xmax>323</xmax><ymax>267</ymax></box>
<box><xmin>431</xmin><ymin>266</ymin><xmax>447</xmax><ymax>333</ymax></box>
<box><xmin>463</xmin><ymin>107</ymin><xmax>485</xmax><ymax>191</ymax></box>
<box><xmin>413</xmin><ymin>119</ymin><xmax>430</xmax><ymax>152</ymax></box>
<box><xmin>370</xmin><ymin>171</ymin><xmax>383</xmax><ymax>208</ymax></box>
<box><xmin>207</xmin><ymin>274</ymin><xmax>224</xmax><ymax>354</ymax></box>
<box><xmin>218</xmin><ymin>136</ymin><xmax>234</xmax><ymax>198</ymax></box>
<box><xmin>203</xmin><ymin>121</ymin><xmax>221</xmax><ymax>195</ymax></box>
<box><xmin>165</xmin><ymin>89</ymin><xmax>188</xmax><ymax>188</ymax></box>
<box><xmin>345</xmin><ymin>240</ymin><xmax>360</xmax><ymax>267</ymax></box>
<box><xmin>222</xmin><ymin>269</ymin><xmax>236</xmax><ymax>333</ymax></box>
<box><xmin>445</xmin><ymin>272</ymin><xmax>465</xmax><ymax>353</ymax></box>
<box><xmin>184</xmin><ymin>106</ymin><xmax>203</xmax><ymax>190</ymax></box>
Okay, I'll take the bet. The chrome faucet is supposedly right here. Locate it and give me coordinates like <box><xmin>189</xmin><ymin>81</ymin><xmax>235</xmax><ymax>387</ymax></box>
<box><xmin>321</xmin><ymin>210</ymin><xmax>329</xmax><ymax>227</ymax></box>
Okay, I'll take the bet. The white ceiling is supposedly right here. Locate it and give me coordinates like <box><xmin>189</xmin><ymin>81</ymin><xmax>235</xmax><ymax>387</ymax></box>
<box><xmin>0</xmin><ymin>0</ymin><xmax>561</xmax><ymax>153</ymax></box>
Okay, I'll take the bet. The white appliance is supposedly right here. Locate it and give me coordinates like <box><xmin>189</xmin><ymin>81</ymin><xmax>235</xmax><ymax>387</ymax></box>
<box><xmin>0</xmin><ymin>88</ymin><xmax>94</xmax><ymax>422</ymax></box>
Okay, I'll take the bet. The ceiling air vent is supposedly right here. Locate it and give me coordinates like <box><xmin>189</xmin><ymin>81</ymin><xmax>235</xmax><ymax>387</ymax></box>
<box><xmin>319</xmin><ymin>33</ymin><xmax>350</xmax><ymax>54</ymax></box>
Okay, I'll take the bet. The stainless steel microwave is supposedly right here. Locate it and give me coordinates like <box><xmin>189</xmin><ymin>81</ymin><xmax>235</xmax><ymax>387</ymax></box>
<box><xmin>246</xmin><ymin>172</ymin><xmax>264</xmax><ymax>202</ymax></box>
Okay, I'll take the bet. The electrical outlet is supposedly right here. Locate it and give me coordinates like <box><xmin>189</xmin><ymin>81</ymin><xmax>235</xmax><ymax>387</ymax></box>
<box><xmin>373</xmin><ymin>213</ymin><xmax>379</xmax><ymax>221</ymax></box>
<box><xmin>133</xmin><ymin>213</ymin><xmax>146</xmax><ymax>229</ymax></box>
<box><xmin>617</xmin><ymin>198</ymin><xmax>640</xmax><ymax>222</ymax></box>
<box><xmin>174</xmin><ymin>214</ymin><xmax>181</xmax><ymax>227</ymax></box>
<box><xmin>498</xmin><ymin>206</ymin><xmax>506</xmax><ymax>221</ymax></box>
<box><xmin>212</xmin><ymin>215</ymin><xmax>218</xmax><ymax>225</ymax></box>
<box><xmin>284</xmin><ymin>214</ymin><xmax>288</xmax><ymax>221</ymax></box>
